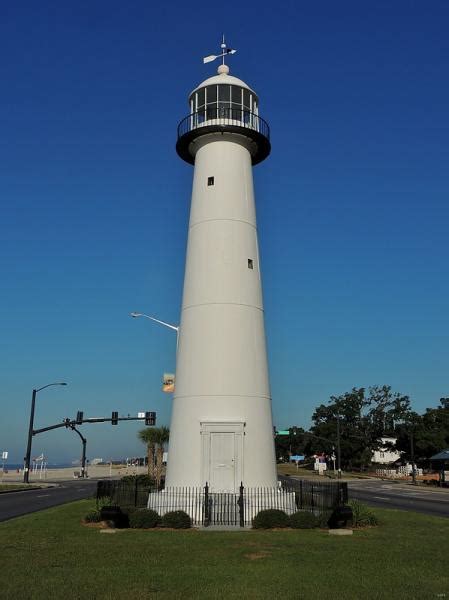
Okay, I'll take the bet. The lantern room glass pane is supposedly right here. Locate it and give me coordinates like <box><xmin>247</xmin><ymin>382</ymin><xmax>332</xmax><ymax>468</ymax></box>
<box><xmin>197</xmin><ymin>88</ymin><xmax>205</xmax><ymax>108</ymax></box>
<box><xmin>207</xmin><ymin>85</ymin><xmax>217</xmax><ymax>103</ymax></box>
<box><xmin>218</xmin><ymin>85</ymin><xmax>230</xmax><ymax>102</ymax></box>
<box><xmin>243</xmin><ymin>89</ymin><xmax>251</xmax><ymax>111</ymax></box>
<box><xmin>206</xmin><ymin>105</ymin><xmax>217</xmax><ymax>120</ymax></box>
<box><xmin>231</xmin><ymin>86</ymin><xmax>242</xmax><ymax>103</ymax></box>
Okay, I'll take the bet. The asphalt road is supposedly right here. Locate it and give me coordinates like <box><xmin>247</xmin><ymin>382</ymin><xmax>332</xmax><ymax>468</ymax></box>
<box><xmin>0</xmin><ymin>479</ymin><xmax>98</xmax><ymax>522</ymax></box>
<box><xmin>347</xmin><ymin>479</ymin><xmax>449</xmax><ymax>518</ymax></box>
<box><xmin>2</xmin><ymin>477</ymin><xmax>448</xmax><ymax>523</ymax></box>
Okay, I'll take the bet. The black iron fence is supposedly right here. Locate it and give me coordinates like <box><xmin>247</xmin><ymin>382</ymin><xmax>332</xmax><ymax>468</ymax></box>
<box><xmin>97</xmin><ymin>478</ymin><xmax>348</xmax><ymax>527</ymax></box>
<box><xmin>280</xmin><ymin>476</ymin><xmax>348</xmax><ymax>513</ymax></box>
<box><xmin>96</xmin><ymin>479</ymin><xmax>153</xmax><ymax>509</ymax></box>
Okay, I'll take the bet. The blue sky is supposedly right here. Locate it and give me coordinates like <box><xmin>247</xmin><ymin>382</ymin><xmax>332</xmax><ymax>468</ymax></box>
<box><xmin>1</xmin><ymin>1</ymin><xmax>448</xmax><ymax>464</ymax></box>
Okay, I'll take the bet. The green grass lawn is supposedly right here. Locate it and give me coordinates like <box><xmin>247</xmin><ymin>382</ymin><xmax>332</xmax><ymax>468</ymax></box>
<box><xmin>277</xmin><ymin>463</ymin><xmax>371</xmax><ymax>479</ymax></box>
<box><xmin>1</xmin><ymin>500</ymin><xmax>448</xmax><ymax>600</ymax></box>
<box><xmin>0</xmin><ymin>484</ymin><xmax>33</xmax><ymax>492</ymax></box>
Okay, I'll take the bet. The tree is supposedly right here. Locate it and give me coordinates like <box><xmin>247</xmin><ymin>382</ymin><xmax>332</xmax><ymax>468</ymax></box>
<box><xmin>275</xmin><ymin>426</ymin><xmax>306</xmax><ymax>461</ymax></box>
<box><xmin>153</xmin><ymin>426</ymin><xmax>170</xmax><ymax>488</ymax></box>
<box><xmin>310</xmin><ymin>386</ymin><xmax>412</xmax><ymax>470</ymax></box>
<box><xmin>137</xmin><ymin>428</ymin><xmax>158</xmax><ymax>478</ymax></box>
<box><xmin>395</xmin><ymin>404</ymin><xmax>449</xmax><ymax>463</ymax></box>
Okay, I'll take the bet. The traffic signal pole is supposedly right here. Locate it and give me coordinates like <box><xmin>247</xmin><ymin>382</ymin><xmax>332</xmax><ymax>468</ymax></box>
<box><xmin>69</xmin><ymin>424</ymin><xmax>87</xmax><ymax>478</ymax></box>
<box><xmin>26</xmin><ymin>413</ymin><xmax>157</xmax><ymax>480</ymax></box>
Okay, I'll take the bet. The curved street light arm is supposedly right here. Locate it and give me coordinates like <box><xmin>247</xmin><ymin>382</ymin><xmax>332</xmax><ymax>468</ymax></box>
<box><xmin>35</xmin><ymin>382</ymin><xmax>68</xmax><ymax>393</ymax></box>
<box><xmin>130</xmin><ymin>312</ymin><xmax>178</xmax><ymax>332</ymax></box>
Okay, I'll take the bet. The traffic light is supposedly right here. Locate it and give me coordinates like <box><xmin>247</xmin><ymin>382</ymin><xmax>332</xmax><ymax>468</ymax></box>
<box><xmin>76</xmin><ymin>411</ymin><xmax>83</xmax><ymax>425</ymax></box>
<box><xmin>111</xmin><ymin>411</ymin><xmax>118</xmax><ymax>425</ymax></box>
<box><xmin>145</xmin><ymin>411</ymin><xmax>156</xmax><ymax>426</ymax></box>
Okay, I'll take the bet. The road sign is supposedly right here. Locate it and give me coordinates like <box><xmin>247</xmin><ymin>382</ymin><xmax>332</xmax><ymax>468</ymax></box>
<box><xmin>137</xmin><ymin>412</ymin><xmax>145</xmax><ymax>419</ymax></box>
<box><xmin>290</xmin><ymin>455</ymin><xmax>304</xmax><ymax>461</ymax></box>
<box><xmin>277</xmin><ymin>430</ymin><xmax>290</xmax><ymax>436</ymax></box>
<box><xmin>2</xmin><ymin>451</ymin><xmax>8</xmax><ymax>460</ymax></box>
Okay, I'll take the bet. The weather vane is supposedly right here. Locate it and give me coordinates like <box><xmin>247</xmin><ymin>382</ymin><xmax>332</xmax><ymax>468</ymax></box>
<box><xmin>203</xmin><ymin>35</ymin><xmax>236</xmax><ymax>65</ymax></box>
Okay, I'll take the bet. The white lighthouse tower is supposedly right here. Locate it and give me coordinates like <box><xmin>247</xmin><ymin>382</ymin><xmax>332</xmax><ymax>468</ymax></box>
<box><xmin>165</xmin><ymin>43</ymin><xmax>277</xmax><ymax>493</ymax></box>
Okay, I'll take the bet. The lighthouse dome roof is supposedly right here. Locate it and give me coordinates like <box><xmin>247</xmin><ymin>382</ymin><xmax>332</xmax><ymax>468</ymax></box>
<box><xmin>190</xmin><ymin>65</ymin><xmax>257</xmax><ymax>98</ymax></box>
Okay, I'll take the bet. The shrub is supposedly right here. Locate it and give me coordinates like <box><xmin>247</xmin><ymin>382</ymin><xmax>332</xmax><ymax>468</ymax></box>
<box><xmin>121</xmin><ymin>474</ymin><xmax>154</xmax><ymax>487</ymax></box>
<box><xmin>161</xmin><ymin>510</ymin><xmax>192</xmax><ymax>529</ymax></box>
<box><xmin>84</xmin><ymin>510</ymin><xmax>101</xmax><ymax>523</ymax></box>
<box><xmin>96</xmin><ymin>496</ymin><xmax>113</xmax><ymax>510</ymax></box>
<box><xmin>128</xmin><ymin>509</ymin><xmax>161</xmax><ymax>529</ymax></box>
<box><xmin>316</xmin><ymin>511</ymin><xmax>332</xmax><ymax>528</ymax></box>
<box><xmin>252</xmin><ymin>509</ymin><xmax>290</xmax><ymax>529</ymax></box>
<box><xmin>347</xmin><ymin>500</ymin><xmax>379</xmax><ymax>527</ymax></box>
<box><xmin>289</xmin><ymin>511</ymin><xmax>319</xmax><ymax>529</ymax></box>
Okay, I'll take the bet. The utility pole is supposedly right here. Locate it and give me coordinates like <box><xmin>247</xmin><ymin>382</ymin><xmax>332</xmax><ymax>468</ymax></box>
<box><xmin>410</xmin><ymin>426</ymin><xmax>417</xmax><ymax>485</ymax></box>
<box><xmin>337</xmin><ymin>415</ymin><xmax>342</xmax><ymax>479</ymax></box>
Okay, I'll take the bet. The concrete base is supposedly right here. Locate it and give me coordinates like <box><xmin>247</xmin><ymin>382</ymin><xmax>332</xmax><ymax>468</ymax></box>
<box><xmin>329</xmin><ymin>529</ymin><xmax>353</xmax><ymax>536</ymax></box>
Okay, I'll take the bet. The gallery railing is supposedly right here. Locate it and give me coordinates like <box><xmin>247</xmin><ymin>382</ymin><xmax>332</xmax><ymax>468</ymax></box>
<box><xmin>177</xmin><ymin>108</ymin><xmax>270</xmax><ymax>141</ymax></box>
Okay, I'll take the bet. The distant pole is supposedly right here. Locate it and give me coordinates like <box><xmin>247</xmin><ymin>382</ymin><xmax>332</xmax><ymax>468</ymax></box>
<box><xmin>337</xmin><ymin>416</ymin><xmax>342</xmax><ymax>479</ymax></box>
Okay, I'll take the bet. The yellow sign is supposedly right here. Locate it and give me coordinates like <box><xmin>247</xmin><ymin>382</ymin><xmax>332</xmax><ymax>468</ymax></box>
<box><xmin>162</xmin><ymin>373</ymin><xmax>175</xmax><ymax>393</ymax></box>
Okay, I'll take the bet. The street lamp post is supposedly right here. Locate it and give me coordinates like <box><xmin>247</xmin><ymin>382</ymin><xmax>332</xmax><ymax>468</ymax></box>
<box><xmin>23</xmin><ymin>382</ymin><xmax>67</xmax><ymax>483</ymax></box>
<box><xmin>130</xmin><ymin>312</ymin><xmax>179</xmax><ymax>348</ymax></box>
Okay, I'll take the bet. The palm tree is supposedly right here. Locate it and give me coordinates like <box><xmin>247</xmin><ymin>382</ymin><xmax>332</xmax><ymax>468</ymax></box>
<box><xmin>137</xmin><ymin>428</ymin><xmax>158</xmax><ymax>478</ymax></box>
<box><xmin>153</xmin><ymin>426</ymin><xmax>170</xmax><ymax>488</ymax></box>
<box><xmin>137</xmin><ymin>426</ymin><xmax>170</xmax><ymax>484</ymax></box>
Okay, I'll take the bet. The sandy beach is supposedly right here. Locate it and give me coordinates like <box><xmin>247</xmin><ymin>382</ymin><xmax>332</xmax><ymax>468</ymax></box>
<box><xmin>0</xmin><ymin>464</ymin><xmax>148</xmax><ymax>484</ymax></box>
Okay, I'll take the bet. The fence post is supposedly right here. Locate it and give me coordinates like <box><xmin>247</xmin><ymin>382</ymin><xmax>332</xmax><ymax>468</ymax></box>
<box><xmin>238</xmin><ymin>482</ymin><xmax>244</xmax><ymax>527</ymax></box>
<box><xmin>204</xmin><ymin>482</ymin><xmax>210</xmax><ymax>527</ymax></box>
<box><xmin>134</xmin><ymin>478</ymin><xmax>138</xmax><ymax>507</ymax></box>
<box><xmin>299</xmin><ymin>480</ymin><xmax>303</xmax><ymax>510</ymax></box>
<box><xmin>311</xmin><ymin>484</ymin><xmax>314</xmax><ymax>511</ymax></box>
<box><xmin>339</xmin><ymin>482</ymin><xmax>348</xmax><ymax>505</ymax></box>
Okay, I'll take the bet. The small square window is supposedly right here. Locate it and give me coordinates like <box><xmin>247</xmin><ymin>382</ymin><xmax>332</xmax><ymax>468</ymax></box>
<box><xmin>207</xmin><ymin>176</ymin><xmax>214</xmax><ymax>186</ymax></box>
<box><xmin>248</xmin><ymin>259</ymin><xmax>254</xmax><ymax>269</ymax></box>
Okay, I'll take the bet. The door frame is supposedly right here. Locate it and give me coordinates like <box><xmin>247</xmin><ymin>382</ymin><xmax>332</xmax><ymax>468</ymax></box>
<box><xmin>200</xmin><ymin>421</ymin><xmax>245</xmax><ymax>492</ymax></box>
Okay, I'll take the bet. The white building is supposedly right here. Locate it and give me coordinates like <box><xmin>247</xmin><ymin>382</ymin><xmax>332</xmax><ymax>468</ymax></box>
<box><xmin>372</xmin><ymin>437</ymin><xmax>401</xmax><ymax>464</ymax></box>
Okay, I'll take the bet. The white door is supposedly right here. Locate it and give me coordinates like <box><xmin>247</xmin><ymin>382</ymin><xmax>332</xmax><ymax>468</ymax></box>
<box><xmin>210</xmin><ymin>432</ymin><xmax>236</xmax><ymax>492</ymax></box>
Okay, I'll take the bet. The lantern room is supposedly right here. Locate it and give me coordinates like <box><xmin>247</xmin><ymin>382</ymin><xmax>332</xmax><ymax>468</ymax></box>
<box><xmin>176</xmin><ymin>64</ymin><xmax>270</xmax><ymax>166</ymax></box>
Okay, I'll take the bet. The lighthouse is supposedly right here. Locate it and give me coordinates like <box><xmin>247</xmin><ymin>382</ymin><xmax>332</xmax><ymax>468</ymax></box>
<box><xmin>164</xmin><ymin>43</ymin><xmax>277</xmax><ymax>493</ymax></box>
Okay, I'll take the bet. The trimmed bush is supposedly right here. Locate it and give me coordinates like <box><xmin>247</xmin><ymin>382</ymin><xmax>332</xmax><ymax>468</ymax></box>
<box><xmin>161</xmin><ymin>510</ymin><xmax>191</xmax><ymax>529</ymax></box>
<box><xmin>121</xmin><ymin>474</ymin><xmax>154</xmax><ymax>487</ymax></box>
<box><xmin>84</xmin><ymin>510</ymin><xmax>101</xmax><ymax>523</ymax></box>
<box><xmin>289</xmin><ymin>511</ymin><xmax>319</xmax><ymax>529</ymax></box>
<box><xmin>252</xmin><ymin>509</ymin><xmax>290</xmax><ymax>529</ymax></box>
<box><xmin>347</xmin><ymin>500</ymin><xmax>378</xmax><ymax>527</ymax></box>
<box><xmin>316</xmin><ymin>511</ymin><xmax>332</xmax><ymax>528</ymax></box>
<box><xmin>128</xmin><ymin>509</ymin><xmax>161</xmax><ymax>529</ymax></box>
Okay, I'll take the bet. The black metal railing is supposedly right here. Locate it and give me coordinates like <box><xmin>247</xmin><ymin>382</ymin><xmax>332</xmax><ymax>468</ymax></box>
<box><xmin>96</xmin><ymin>479</ymin><xmax>154</xmax><ymax>509</ymax></box>
<box><xmin>98</xmin><ymin>478</ymin><xmax>348</xmax><ymax>527</ymax></box>
<box><xmin>279</xmin><ymin>477</ymin><xmax>348</xmax><ymax>512</ymax></box>
<box><xmin>177</xmin><ymin>108</ymin><xmax>270</xmax><ymax>141</ymax></box>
